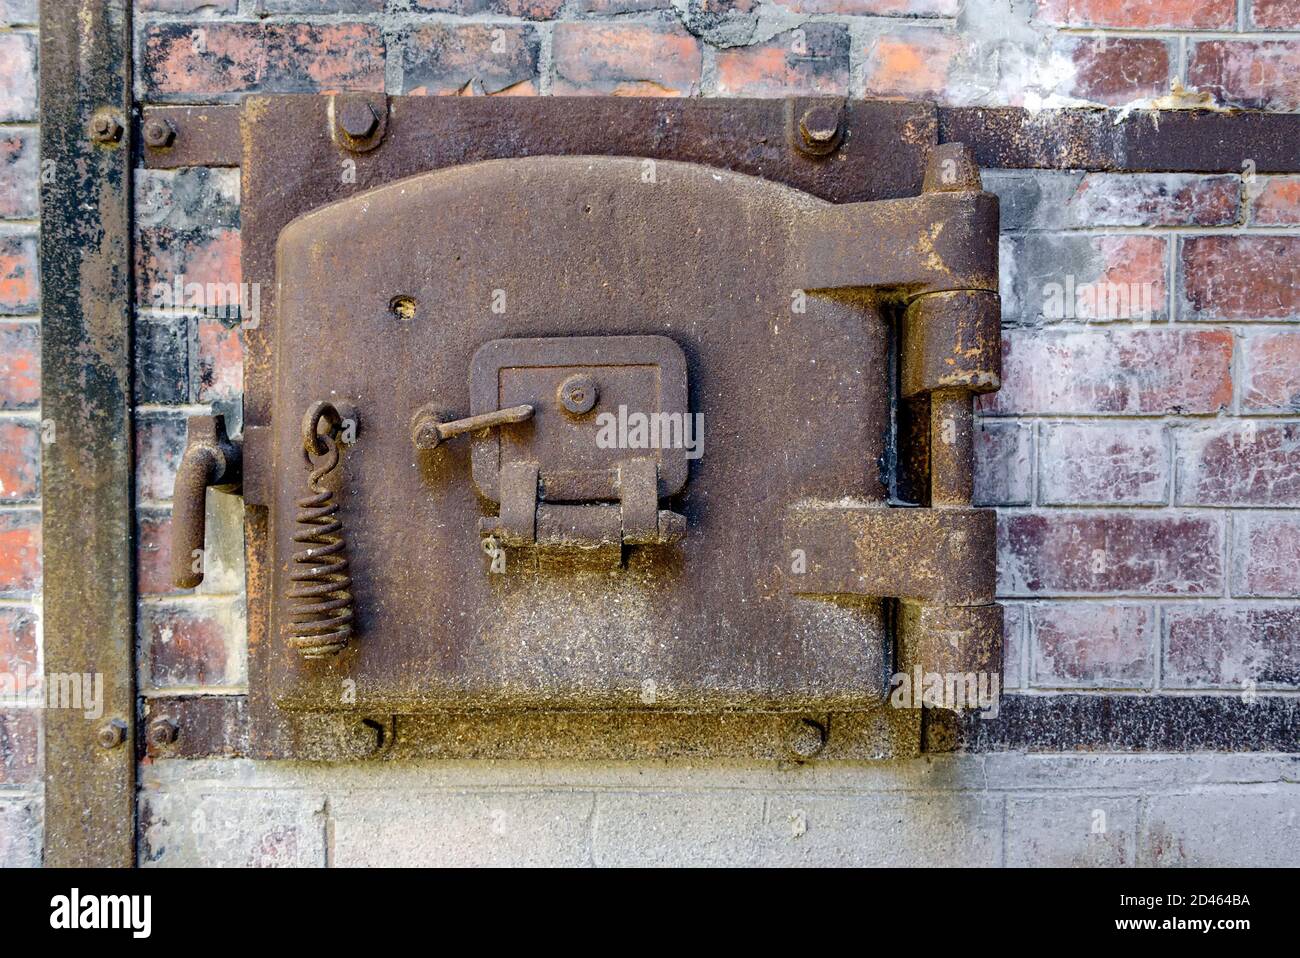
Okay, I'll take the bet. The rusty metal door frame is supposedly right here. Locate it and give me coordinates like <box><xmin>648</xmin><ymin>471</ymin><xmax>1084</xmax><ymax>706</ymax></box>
<box><xmin>38</xmin><ymin>0</ymin><xmax>137</xmax><ymax>867</ymax></box>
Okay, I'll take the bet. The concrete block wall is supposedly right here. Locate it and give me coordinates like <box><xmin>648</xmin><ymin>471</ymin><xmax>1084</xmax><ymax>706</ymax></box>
<box><xmin>2</xmin><ymin>0</ymin><xmax>1299</xmax><ymax>865</ymax></box>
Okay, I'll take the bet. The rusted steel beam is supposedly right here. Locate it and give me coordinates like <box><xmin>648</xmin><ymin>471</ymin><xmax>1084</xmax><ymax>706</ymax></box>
<box><xmin>144</xmin><ymin>103</ymin><xmax>1300</xmax><ymax>174</ymax></box>
<box><xmin>139</xmin><ymin>105</ymin><xmax>242</xmax><ymax>169</ymax></box>
<box><xmin>39</xmin><ymin>0</ymin><xmax>136</xmax><ymax>867</ymax></box>
<box><xmin>940</xmin><ymin>106</ymin><xmax>1300</xmax><ymax>173</ymax></box>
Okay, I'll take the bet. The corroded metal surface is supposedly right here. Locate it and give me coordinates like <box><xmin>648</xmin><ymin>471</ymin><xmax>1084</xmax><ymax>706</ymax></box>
<box><xmin>939</xmin><ymin>107</ymin><xmax>1300</xmax><ymax>173</ymax></box>
<box><xmin>238</xmin><ymin>96</ymin><xmax>1000</xmax><ymax>758</ymax></box>
<box><xmin>39</xmin><ymin>0</ymin><xmax>136</xmax><ymax>866</ymax></box>
<box><xmin>139</xmin><ymin>104</ymin><xmax>241</xmax><ymax>168</ymax></box>
<box><xmin>171</xmin><ymin>415</ymin><xmax>241</xmax><ymax>589</ymax></box>
<box><xmin>150</xmin><ymin>102</ymin><xmax>1300</xmax><ymax>174</ymax></box>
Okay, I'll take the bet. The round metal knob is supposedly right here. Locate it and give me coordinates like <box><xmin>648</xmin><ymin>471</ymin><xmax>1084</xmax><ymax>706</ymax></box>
<box><xmin>558</xmin><ymin>374</ymin><xmax>598</xmax><ymax>415</ymax></box>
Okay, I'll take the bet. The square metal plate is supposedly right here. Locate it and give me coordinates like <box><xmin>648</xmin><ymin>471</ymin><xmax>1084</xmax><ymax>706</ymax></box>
<box><xmin>470</xmin><ymin>335</ymin><xmax>689</xmax><ymax>503</ymax></box>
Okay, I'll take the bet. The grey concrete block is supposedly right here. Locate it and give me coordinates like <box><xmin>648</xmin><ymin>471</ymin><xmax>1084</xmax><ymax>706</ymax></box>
<box><xmin>0</xmin><ymin>797</ymin><xmax>40</xmax><ymax>867</ymax></box>
<box><xmin>1007</xmin><ymin>796</ymin><xmax>1138</xmax><ymax>866</ymax></box>
<box><xmin>760</xmin><ymin>792</ymin><xmax>1004</xmax><ymax>867</ymax></box>
<box><xmin>330</xmin><ymin>791</ymin><xmax>595</xmax><ymax>867</ymax></box>
<box><xmin>1140</xmin><ymin>790</ymin><xmax>1300</xmax><ymax>867</ymax></box>
<box><xmin>594</xmin><ymin>790</ymin><xmax>1003</xmax><ymax>867</ymax></box>
<box><xmin>593</xmin><ymin>791</ymin><xmax>767</xmax><ymax>867</ymax></box>
<box><xmin>140</xmin><ymin>788</ymin><xmax>327</xmax><ymax>867</ymax></box>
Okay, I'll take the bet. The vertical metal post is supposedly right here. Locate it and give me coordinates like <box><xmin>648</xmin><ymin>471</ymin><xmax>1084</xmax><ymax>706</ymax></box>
<box><xmin>39</xmin><ymin>0</ymin><xmax>136</xmax><ymax>867</ymax></box>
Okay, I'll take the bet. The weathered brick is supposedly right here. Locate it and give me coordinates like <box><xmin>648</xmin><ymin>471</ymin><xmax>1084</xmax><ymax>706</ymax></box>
<box><xmin>1040</xmin><ymin>422</ymin><xmax>1169</xmax><ymax>506</ymax></box>
<box><xmin>0</xmin><ymin>510</ymin><xmax>38</xmax><ymax>596</ymax></box>
<box><xmin>411</xmin><ymin>0</ymin><xmax>562</xmax><ymax>17</ymax></box>
<box><xmin>142</xmin><ymin>22</ymin><xmax>385</xmax><ymax>100</ymax></box>
<box><xmin>1241</xmin><ymin>331</ymin><xmax>1300</xmax><ymax>413</ymax></box>
<box><xmin>1142</xmin><ymin>792</ymin><xmax>1300</xmax><ymax>866</ymax></box>
<box><xmin>1006</xmin><ymin>796</ymin><xmax>1138</xmax><ymax>867</ymax></box>
<box><xmin>773</xmin><ymin>0</ymin><xmax>957</xmax><ymax>11</ymax></box>
<box><xmin>137</xmin><ymin>511</ymin><xmax>175</xmax><ymax>597</ymax></box>
<box><xmin>987</xmin><ymin>167</ymin><xmax>1242</xmax><ymax>227</ymax></box>
<box><xmin>714</xmin><ymin>24</ymin><xmax>850</xmax><ymax>97</ymax></box>
<box><xmin>1251</xmin><ymin>0</ymin><xmax>1300</xmax><ymax>27</ymax></box>
<box><xmin>999</xmin><ymin>512</ymin><xmax>1222</xmax><ymax>596</ymax></box>
<box><xmin>1066</xmin><ymin>37</ymin><xmax>1170</xmax><ymax>106</ymax></box>
<box><xmin>0</xmin><ymin>1</ymin><xmax>37</xmax><ymax>25</ymax></box>
<box><xmin>974</xmin><ymin>420</ymin><xmax>1032</xmax><ymax>506</ymax></box>
<box><xmin>0</xmin><ymin>605</ymin><xmax>36</xmax><ymax>677</ymax></box>
<box><xmin>1176</xmin><ymin>422</ymin><xmax>1300</xmax><ymax>507</ymax></box>
<box><xmin>138</xmin><ymin>0</ymin><xmax>237</xmax><ymax>11</ymax></box>
<box><xmin>0</xmin><ymin>231</ymin><xmax>38</xmax><ymax>314</ymax></box>
<box><xmin>1164</xmin><ymin>604</ymin><xmax>1300</xmax><ymax>689</ymax></box>
<box><xmin>136</xmin><ymin>168</ymin><xmax>241</xmax><ymax>233</ymax></box>
<box><xmin>552</xmin><ymin>23</ymin><xmax>702</xmax><ymax>97</ymax></box>
<box><xmin>1187</xmin><ymin>40</ymin><xmax>1300</xmax><ymax>111</ymax></box>
<box><xmin>140</xmin><ymin>599</ymin><xmax>245</xmax><ymax>689</ymax></box>
<box><xmin>0</xmin><ymin>709</ymin><xmax>37</xmax><ymax>784</ymax></box>
<box><xmin>1002</xmin><ymin>602</ymin><xmax>1025</xmax><ymax>690</ymax></box>
<box><xmin>257</xmin><ymin>0</ymin><xmax>383</xmax><ymax>12</ymax></box>
<box><xmin>572</xmin><ymin>0</ymin><xmax>670</xmax><ymax>10</ymax></box>
<box><xmin>0</xmin><ymin>127</ymin><xmax>38</xmax><ymax>220</ymax></box>
<box><xmin>137</xmin><ymin>226</ymin><xmax>242</xmax><ymax>308</ymax></box>
<box><xmin>0</xmin><ymin>33</ymin><xmax>37</xmax><ymax>123</ymax></box>
<box><xmin>0</xmin><ymin>798</ymin><xmax>39</xmax><ymax>868</ymax></box>
<box><xmin>0</xmin><ymin>417</ymin><xmax>38</xmax><ymax>502</ymax></box>
<box><xmin>1250</xmin><ymin>176</ymin><xmax>1300</xmax><ymax>225</ymax></box>
<box><xmin>0</xmin><ymin>322</ymin><xmax>38</xmax><ymax>409</ymax></box>
<box><xmin>1067</xmin><ymin>174</ymin><xmax>1238</xmax><ymax>228</ymax></box>
<box><xmin>141</xmin><ymin>789</ymin><xmax>326</xmax><ymax>867</ymax></box>
<box><xmin>402</xmin><ymin>24</ymin><xmax>540</xmax><ymax>96</ymax></box>
<box><xmin>195</xmin><ymin>316</ymin><xmax>243</xmax><ymax>403</ymax></box>
<box><xmin>135</xmin><ymin>415</ymin><xmax>188</xmax><ymax>504</ymax></box>
<box><xmin>859</xmin><ymin>29</ymin><xmax>973</xmax><ymax>100</ymax></box>
<box><xmin>1037</xmin><ymin>0</ymin><xmax>1234</xmax><ymax>28</ymax></box>
<box><xmin>1231</xmin><ymin>513</ymin><xmax>1300</xmax><ymax>598</ymax></box>
<box><xmin>1181</xmin><ymin>235</ymin><xmax>1298</xmax><ymax>322</ymax></box>
<box><xmin>1003</xmin><ymin>234</ymin><xmax>1166</xmax><ymax>324</ymax></box>
<box><xmin>135</xmin><ymin>316</ymin><xmax>190</xmax><ymax>406</ymax></box>
<box><xmin>1031</xmin><ymin>602</ymin><xmax>1155</xmax><ymax>688</ymax></box>
<box><xmin>981</xmin><ymin>329</ymin><xmax>1233</xmax><ymax>416</ymax></box>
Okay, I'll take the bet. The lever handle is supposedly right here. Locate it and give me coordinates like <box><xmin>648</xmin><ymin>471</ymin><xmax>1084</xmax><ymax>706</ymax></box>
<box><xmin>171</xmin><ymin>415</ymin><xmax>241</xmax><ymax>588</ymax></box>
<box><xmin>412</xmin><ymin>404</ymin><xmax>533</xmax><ymax>450</ymax></box>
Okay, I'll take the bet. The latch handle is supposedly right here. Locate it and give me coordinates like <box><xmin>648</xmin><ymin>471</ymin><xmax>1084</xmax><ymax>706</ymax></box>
<box><xmin>411</xmin><ymin>404</ymin><xmax>533</xmax><ymax>450</ymax></box>
<box><xmin>171</xmin><ymin>414</ymin><xmax>242</xmax><ymax>589</ymax></box>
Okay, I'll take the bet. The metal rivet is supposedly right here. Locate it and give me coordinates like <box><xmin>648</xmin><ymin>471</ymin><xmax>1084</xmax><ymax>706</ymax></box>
<box><xmin>147</xmin><ymin>716</ymin><xmax>179</xmax><ymax>748</ymax></box>
<box><xmin>789</xmin><ymin>717</ymin><xmax>827</xmax><ymax>760</ymax></box>
<box><xmin>96</xmin><ymin>718</ymin><xmax>128</xmax><ymax>750</ymax></box>
<box><xmin>143</xmin><ymin>117</ymin><xmax>176</xmax><ymax>149</ymax></box>
<box><xmin>797</xmin><ymin>106</ymin><xmax>842</xmax><ymax>157</ymax></box>
<box><xmin>558</xmin><ymin>374</ymin><xmax>598</xmax><ymax>415</ymax></box>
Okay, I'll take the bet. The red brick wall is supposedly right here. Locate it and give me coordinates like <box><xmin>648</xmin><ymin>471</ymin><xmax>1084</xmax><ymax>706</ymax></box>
<box><xmin>2</xmin><ymin>0</ymin><xmax>1299</xmax><ymax>865</ymax></box>
<box><xmin>0</xmin><ymin>0</ymin><xmax>41</xmax><ymax>867</ymax></box>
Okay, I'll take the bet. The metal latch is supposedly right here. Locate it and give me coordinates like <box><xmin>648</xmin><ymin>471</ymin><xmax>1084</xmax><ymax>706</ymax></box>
<box><xmin>411</xmin><ymin>334</ymin><xmax>690</xmax><ymax>561</ymax></box>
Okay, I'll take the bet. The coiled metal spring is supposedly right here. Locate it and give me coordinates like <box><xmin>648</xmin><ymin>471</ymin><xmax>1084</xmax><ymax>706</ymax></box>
<box><xmin>288</xmin><ymin>401</ymin><xmax>354</xmax><ymax>659</ymax></box>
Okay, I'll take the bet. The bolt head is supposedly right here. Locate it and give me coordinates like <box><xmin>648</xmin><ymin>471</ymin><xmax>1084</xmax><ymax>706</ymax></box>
<box><xmin>147</xmin><ymin>716</ymin><xmax>179</xmax><ymax>748</ymax></box>
<box><xmin>789</xmin><ymin>718</ymin><xmax>827</xmax><ymax>760</ymax></box>
<box><xmin>558</xmin><ymin>374</ymin><xmax>599</xmax><ymax>416</ymax></box>
<box><xmin>96</xmin><ymin>719</ymin><xmax>127</xmax><ymax>750</ymax></box>
<box><xmin>798</xmin><ymin>107</ymin><xmax>841</xmax><ymax>155</ymax></box>
<box><xmin>339</xmin><ymin>100</ymin><xmax>380</xmax><ymax>141</ymax></box>
<box><xmin>412</xmin><ymin>418</ymin><xmax>443</xmax><ymax>450</ymax></box>
<box><xmin>89</xmin><ymin>114</ymin><xmax>123</xmax><ymax>144</ymax></box>
<box><xmin>143</xmin><ymin>117</ymin><xmax>176</xmax><ymax>148</ymax></box>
